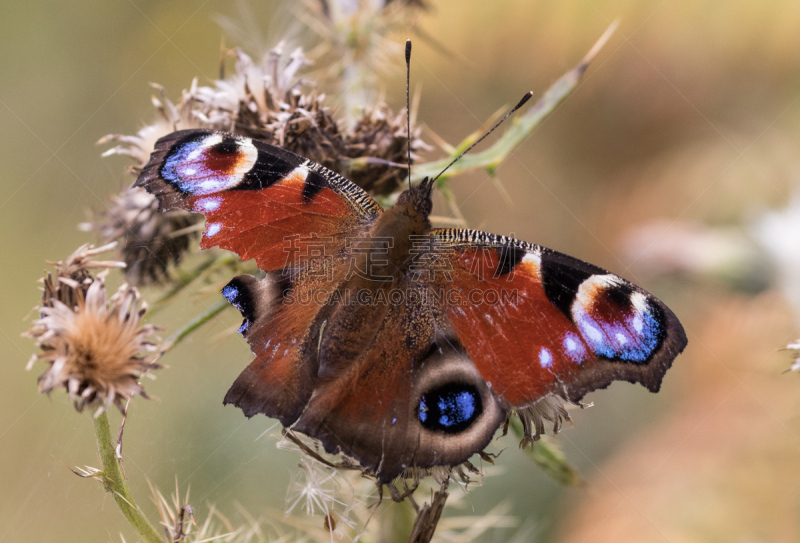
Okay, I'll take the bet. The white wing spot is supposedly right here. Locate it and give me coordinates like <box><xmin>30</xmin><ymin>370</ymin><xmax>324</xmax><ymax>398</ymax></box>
<box><xmin>521</xmin><ymin>252</ymin><xmax>542</xmax><ymax>278</ymax></box>
<box><xmin>594</xmin><ymin>274</ymin><xmax>623</xmax><ymax>288</ymax></box>
<box><xmin>539</xmin><ymin>347</ymin><xmax>553</xmax><ymax>368</ymax></box>
<box><xmin>630</xmin><ymin>291</ymin><xmax>649</xmax><ymax>313</ymax></box>
<box><xmin>291</xmin><ymin>165</ymin><xmax>310</xmax><ymax>181</ymax></box>
<box><xmin>584</xmin><ymin>323</ymin><xmax>603</xmax><ymax>343</ymax></box>
<box><xmin>196</xmin><ymin>197</ymin><xmax>221</xmax><ymax>212</ymax></box>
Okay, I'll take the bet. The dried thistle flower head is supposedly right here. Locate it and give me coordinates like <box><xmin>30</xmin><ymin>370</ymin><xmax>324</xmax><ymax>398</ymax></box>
<box><xmin>307</xmin><ymin>0</ymin><xmax>426</xmax><ymax>125</ymax></box>
<box><xmin>82</xmin><ymin>186</ymin><xmax>199</xmax><ymax>285</ymax></box>
<box><xmin>100</xmin><ymin>43</ymin><xmax>425</xmax><ymax>199</ymax></box>
<box><xmin>196</xmin><ymin>45</ymin><xmax>346</xmax><ymax>171</ymax></box>
<box><xmin>40</xmin><ymin>242</ymin><xmax>126</xmax><ymax>311</ymax></box>
<box><xmin>345</xmin><ymin>102</ymin><xmax>427</xmax><ymax>195</ymax></box>
<box><xmin>101</xmin><ymin>45</ymin><xmax>343</xmax><ymax>172</ymax></box>
<box><xmin>100</xmin><ymin>81</ymin><xmax>204</xmax><ymax>172</ymax></box>
<box><xmin>25</xmin><ymin>263</ymin><xmax>162</xmax><ymax>416</ymax></box>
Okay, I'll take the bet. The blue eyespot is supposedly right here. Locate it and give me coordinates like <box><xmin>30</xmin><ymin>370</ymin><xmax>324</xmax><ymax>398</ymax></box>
<box><xmin>574</xmin><ymin>302</ymin><xmax>663</xmax><ymax>363</ymax></box>
<box><xmin>418</xmin><ymin>383</ymin><xmax>482</xmax><ymax>434</ymax></box>
<box><xmin>222</xmin><ymin>284</ymin><xmax>241</xmax><ymax>308</ymax></box>
<box><xmin>161</xmin><ymin>135</ymin><xmax>255</xmax><ymax>196</ymax></box>
<box><xmin>222</xmin><ymin>281</ymin><xmax>253</xmax><ymax>335</ymax></box>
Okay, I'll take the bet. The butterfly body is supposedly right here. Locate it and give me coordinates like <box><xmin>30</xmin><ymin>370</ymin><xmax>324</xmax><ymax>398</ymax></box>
<box><xmin>136</xmin><ymin>129</ymin><xmax>686</xmax><ymax>482</ymax></box>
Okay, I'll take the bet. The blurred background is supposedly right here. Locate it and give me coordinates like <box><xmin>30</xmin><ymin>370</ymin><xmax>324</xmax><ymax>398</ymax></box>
<box><xmin>2</xmin><ymin>0</ymin><xmax>800</xmax><ymax>541</ymax></box>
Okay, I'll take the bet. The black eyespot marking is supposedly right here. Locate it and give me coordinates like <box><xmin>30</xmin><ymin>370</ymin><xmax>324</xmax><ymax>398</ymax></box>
<box><xmin>494</xmin><ymin>244</ymin><xmax>525</xmax><ymax>277</ymax></box>
<box><xmin>606</xmin><ymin>282</ymin><xmax>634</xmax><ymax>309</ymax></box>
<box><xmin>222</xmin><ymin>278</ymin><xmax>256</xmax><ymax>335</ymax></box>
<box><xmin>302</xmin><ymin>171</ymin><xmax>329</xmax><ymax>202</ymax></box>
<box><xmin>418</xmin><ymin>383</ymin><xmax>482</xmax><ymax>434</ymax></box>
<box><xmin>541</xmin><ymin>251</ymin><xmax>606</xmax><ymax>319</ymax></box>
<box><xmin>236</xmin><ymin>150</ymin><xmax>295</xmax><ymax>191</ymax></box>
<box><xmin>213</xmin><ymin>138</ymin><xmax>239</xmax><ymax>155</ymax></box>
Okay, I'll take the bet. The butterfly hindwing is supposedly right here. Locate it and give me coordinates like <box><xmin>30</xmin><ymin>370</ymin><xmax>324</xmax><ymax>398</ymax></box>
<box><xmin>428</xmin><ymin>228</ymin><xmax>687</xmax><ymax>408</ymax></box>
<box><xmin>219</xmin><ymin>273</ymin><xmax>319</xmax><ymax>426</ymax></box>
<box><xmin>291</xmin><ymin>274</ymin><xmax>507</xmax><ymax>481</ymax></box>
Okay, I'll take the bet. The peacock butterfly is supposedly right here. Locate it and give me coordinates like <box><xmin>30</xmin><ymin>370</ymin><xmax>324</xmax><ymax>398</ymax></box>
<box><xmin>134</xmin><ymin>49</ymin><xmax>687</xmax><ymax>483</ymax></box>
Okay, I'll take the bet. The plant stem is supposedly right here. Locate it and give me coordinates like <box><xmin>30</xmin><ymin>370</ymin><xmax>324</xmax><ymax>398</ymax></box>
<box><xmin>408</xmin><ymin>482</ymin><xmax>449</xmax><ymax>543</ymax></box>
<box><xmin>160</xmin><ymin>298</ymin><xmax>230</xmax><ymax>354</ymax></box>
<box><xmin>93</xmin><ymin>412</ymin><xmax>164</xmax><ymax>543</ymax></box>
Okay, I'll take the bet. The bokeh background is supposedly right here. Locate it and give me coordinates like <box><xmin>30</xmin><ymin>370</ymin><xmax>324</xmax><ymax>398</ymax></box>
<box><xmin>3</xmin><ymin>0</ymin><xmax>800</xmax><ymax>541</ymax></box>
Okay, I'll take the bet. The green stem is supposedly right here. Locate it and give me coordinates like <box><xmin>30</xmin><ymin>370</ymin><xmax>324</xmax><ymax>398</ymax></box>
<box><xmin>148</xmin><ymin>253</ymin><xmax>239</xmax><ymax>316</ymax></box>
<box><xmin>93</xmin><ymin>412</ymin><xmax>164</xmax><ymax>543</ymax></box>
<box><xmin>380</xmin><ymin>500</ymin><xmax>415</xmax><ymax>543</ymax></box>
<box><xmin>160</xmin><ymin>298</ymin><xmax>231</xmax><ymax>354</ymax></box>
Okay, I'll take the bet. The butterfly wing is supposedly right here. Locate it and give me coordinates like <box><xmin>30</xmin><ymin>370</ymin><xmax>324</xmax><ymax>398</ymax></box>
<box><xmin>135</xmin><ymin>129</ymin><xmax>383</xmax><ymax>425</ymax></box>
<box><xmin>425</xmin><ymin>228</ymin><xmax>687</xmax><ymax>408</ymax></box>
<box><xmin>290</xmin><ymin>274</ymin><xmax>507</xmax><ymax>481</ymax></box>
<box><xmin>135</xmin><ymin>129</ymin><xmax>382</xmax><ymax>270</ymax></box>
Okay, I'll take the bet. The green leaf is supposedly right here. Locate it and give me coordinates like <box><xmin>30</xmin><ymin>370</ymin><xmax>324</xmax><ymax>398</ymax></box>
<box><xmin>411</xmin><ymin>22</ymin><xmax>617</xmax><ymax>185</ymax></box>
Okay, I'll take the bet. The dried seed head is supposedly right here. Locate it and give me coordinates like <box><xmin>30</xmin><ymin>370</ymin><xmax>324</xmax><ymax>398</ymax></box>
<box><xmin>195</xmin><ymin>46</ymin><xmax>346</xmax><ymax>171</ymax></box>
<box><xmin>40</xmin><ymin>243</ymin><xmax>126</xmax><ymax>311</ymax></box>
<box><xmin>285</xmin><ymin>456</ymin><xmax>361</xmax><ymax>536</ymax></box>
<box><xmin>100</xmin><ymin>43</ymin><xmax>427</xmax><ymax>198</ymax></box>
<box><xmin>25</xmin><ymin>266</ymin><xmax>162</xmax><ymax>416</ymax></box>
<box><xmin>100</xmin><ymin>81</ymin><xmax>204</xmax><ymax>171</ymax></box>
<box><xmin>100</xmin><ymin>45</ymin><xmax>346</xmax><ymax>179</ymax></box>
<box><xmin>83</xmin><ymin>186</ymin><xmax>199</xmax><ymax>285</ymax></box>
<box><xmin>344</xmin><ymin>103</ymin><xmax>427</xmax><ymax>195</ymax></box>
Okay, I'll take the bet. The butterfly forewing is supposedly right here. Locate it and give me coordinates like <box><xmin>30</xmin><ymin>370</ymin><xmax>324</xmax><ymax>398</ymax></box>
<box><xmin>135</xmin><ymin>129</ymin><xmax>382</xmax><ymax>271</ymax></box>
<box><xmin>427</xmin><ymin>228</ymin><xmax>687</xmax><ymax>407</ymax></box>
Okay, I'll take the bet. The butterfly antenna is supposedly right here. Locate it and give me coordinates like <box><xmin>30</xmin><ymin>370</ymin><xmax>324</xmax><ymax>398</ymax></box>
<box><xmin>429</xmin><ymin>91</ymin><xmax>534</xmax><ymax>187</ymax></box>
<box><xmin>405</xmin><ymin>39</ymin><xmax>413</xmax><ymax>192</ymax></box>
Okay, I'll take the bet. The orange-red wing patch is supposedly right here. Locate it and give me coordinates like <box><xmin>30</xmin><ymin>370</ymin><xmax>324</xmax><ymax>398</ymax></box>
<box><xmin>442</xmin><ymin>248</ymin><xmax>584</xmax><ymax>406</ymax></box>
<box><xmin>135</xmin><ymin>129</ymin><xmax>382</xmax><ymax>273</ymax></box>
<box><xmin>223</xmin><ymin>294</ymin><xmax>320</xmax><ymax>425</ymax></box>
<box><xmin>190</xmin><ymin>187</ymin><xmax>351</xmax><ymax>270</ymax></box>
<box><xmin>428</xmin><ymin>229</ymin><xmax>687</xmax><ymax>408</ymax></box>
